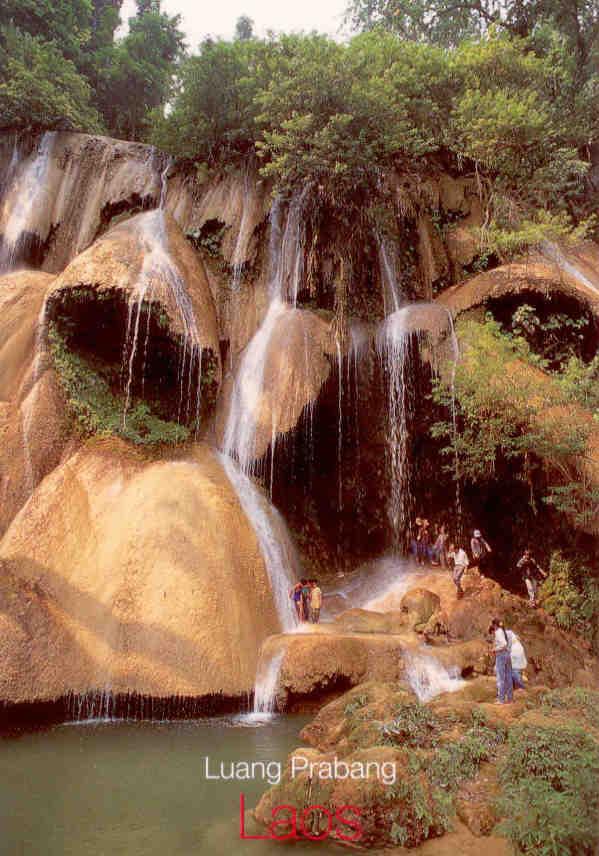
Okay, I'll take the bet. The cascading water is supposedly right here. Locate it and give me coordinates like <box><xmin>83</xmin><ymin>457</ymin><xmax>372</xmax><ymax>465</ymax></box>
<box><xmin>376</xmin><ymin>303</ymin><xmax>461</xmax><ymax>549</ymax></box>
<box><xmin>121</xmin><ymin>162</ymin><xmax>204</xmax><ymax>433</ymax></box>
<box><xmin>230</xmin><ymin>167</ymin><xmax>253</xmax><ymax>291</ymax></box>
<box><xmin>219</xmin><ymin>454</ymin><xmax>299</xmax><ymax>632</ymax></box>
<box><xmin>222</xmin><ymin>192</ymin><xmax>306</xmax><ymax>473</ymax></box>
<box><xmin>220</xmin><ymin>194</ymin><xmax>310</xmax><ymax>633</ymax></box>
<box><xmin>376</xmin><ymin>309</ymin><xmax>416</xmax><ymax>549</ymax></box>
<box><xmin>376</xmin><ymin>233</ymin><xmax>402</xmax><ymax>315</ymax></box>
<box><xmin>252</xmin><ymin>650</ymin><xmax>285</xmax><ymax>716</ymax></box>
<box><xmin>0</xmin><ymin>132</ymin><xmax>55</xmax><ymax>272</ymax></box>
<box><xmin>404</xmin><ymin>649</ymin><xmax>465</xmax><ymax>702</ymax></box>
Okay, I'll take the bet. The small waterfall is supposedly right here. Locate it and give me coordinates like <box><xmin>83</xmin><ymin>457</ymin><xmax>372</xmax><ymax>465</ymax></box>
<box><xmin>219</xmin><ymin>454</ymin><xmax>299</xmax><ymax>632</ymax></box>
<box><xmin>376</xmin><ymin>309</ymin><xmax>415</xmax><ymax>549</ymax></box>
<box><xmin>404</xmin><ymin>649</ymin><xmax>466</xmax><ymax>702</ymax></box>
<box><xmin>376</xmin><ymin>303</ymin><xmax>460</xmax><ymax>548</ymax></box>
<box><xmin>252</xmin><ymin>650</ymin><xmax>284</xmax><ymax>716</ymax></box>
<box><xmin>121</xmin><ymin>162</ymin><xmax>204</xmax><ymax>433</ymax></box>
<box><xmin>0</xmin><ymin>132</ymin><xmax>55</xmax><ymax>272</ymax></box>
<box><xmin>230</xmin><ymin>168</ymin><xmax>253</xmax><ymax>291</ymax></box>
<box><xmin>376</xmin><ymin>232</ymin><xmax>402</xmax><ymax>316</ymax></box>
<box><xmin>222</xmin><ymin>193</ymin><xmax>306</xmax><ymax>472</ymax></box>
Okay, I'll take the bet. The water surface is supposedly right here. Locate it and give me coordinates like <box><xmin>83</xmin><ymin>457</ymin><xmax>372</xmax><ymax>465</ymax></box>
<box><xmin>0</xmin><ymin>714</ymin><xmax>319</xmax><ymax>856</ymax></box>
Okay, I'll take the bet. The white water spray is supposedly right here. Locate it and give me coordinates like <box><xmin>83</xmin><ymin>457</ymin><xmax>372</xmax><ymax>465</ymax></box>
<box><xmin>252</xmin><ymin>650</ymin><xmax>285</xmax><ymax>716</ymax></box>
<box><xmin>404</xmin><ymin>649</ymin><xmax>465</xmax><ymax>702</ymax></box>
<box><xmin>0</xmin><ymin>132</ymin><xmax>55</xmax><ymax>272</ymax></box>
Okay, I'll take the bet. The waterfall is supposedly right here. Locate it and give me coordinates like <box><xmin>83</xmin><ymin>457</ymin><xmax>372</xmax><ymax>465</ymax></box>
<box><xmin>0</xmin><ymin>132</ymin><xmax>55</xmax><ymax>272</ymax></box>
<box><xmin>376</xmin><ymin>309</ymin><xmax>415</xmax><ymax>549</ymax></box>
<box><xmin>252</xmin><ymin>650</ymin><xmax>285</xmax><ymax>716</ymax></box>
<box><xmin>376</xmin><ymin>303</ymin><xmax>460</xmax><ymax>549</ymax></box>
<box><xmin>222</xmin><ymin>193</ymin><xmax>306</xmax><ymax>472</ymax></box>
<box><xmin>230</xmin><ymin>167</ymin><xmax>253</xmax><ymax>291</ymax></box>
<box><xmin>404</xmin><ymin>649</ymin><xmax>465</xmax><ymax>702</ymax></box>
<box><xmin>220</xmin><ymin>194</ymin><xmax>309</xmax><ymax>633</ymax></box>
<box><xmin>121</xmin><ymin>162</ymin><xmax>204</xmax><ymax>433</ymax></box>
<box><xmin>376</xmin><ymin>233</ymin><xmax>402</xmax><ymax>315</ymax></box>
<box><xmin>219</xmin><ymin>455</ymin><xmax>299</xmax><ymax>632</ymax></box>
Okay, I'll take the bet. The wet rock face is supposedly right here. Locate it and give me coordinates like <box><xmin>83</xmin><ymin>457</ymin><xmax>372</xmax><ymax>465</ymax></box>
<box><xmin>0</xmin><ymin>270</ymin><xmax>72</xmax><ymax>535</ymax></box>
<box><xmin>0</xmin><ymin>442</ymin><xmax>280</xmax><ymax>702</ymax></box>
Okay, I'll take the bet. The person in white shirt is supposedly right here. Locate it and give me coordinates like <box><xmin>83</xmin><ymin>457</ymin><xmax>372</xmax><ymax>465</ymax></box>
<box><xmin>506</xmin><ymin>628</ymin><xmax>527</xmax><ymax>689</ymax></box>
<box><xmin>488</xmin><ymin>618</ymin><xmax>514</xmax><ymax>703</ymax></box>
<box><xmin>448</xmin><ymin>543</ymin><xmax>469</xmax><ymax>598</ymax></box>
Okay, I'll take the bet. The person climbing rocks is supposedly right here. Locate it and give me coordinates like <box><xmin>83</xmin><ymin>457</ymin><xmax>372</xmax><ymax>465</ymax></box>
<box><xmin>289</xmin><ymin>581</ymin><xmax>303</xmax><ymax>620</ymax></box>
<box><xmin>506</xmin><ymin>627</ymin><xmax>527</xmax><ymax>690</ymax></box>
<box><xmin>517</xmin><ymin>548</ymin><xmax>547</xmax><ymax>608</ymax></box>
<box><xmin>309</xmin><ymin>579</ymin><xmax>322</xmax><ymax>623</ymax></box>
<box><xmin>448</xmin><ymin>543</ymin><xmax>469</xmax><ymax>597</ymax></box>
<box><xmin>470</xmin><ymin>529</ymin><xmax>492</xmax><ymax>571</ymax></box>
<box><xmin>432</xmin><ymin>523</ymin><xmax>449</xmax><ymax>568</ymax></box>
<box><xmin>300</xmin><ymin>578</ymin><xmax>311</xmax><ymax>621</ymax></box>
<box><xmin>488</xmin><ymin>618</ymin><xmax>513</xmax><ymax>704</ymax></box>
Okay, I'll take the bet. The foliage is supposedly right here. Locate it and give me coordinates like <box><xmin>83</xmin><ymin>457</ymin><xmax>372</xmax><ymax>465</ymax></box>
<box><xmin>0</xmin><ymin>26</ymin><xmax>103</xmax><ymax>131</ymax></box>
<box><xmin>49</xmin><ymin>323</ymin><xmax>189</xmax><ymax>445</ymax></box>
<box><xmin>431</xmin><ymin>318</ymin><xmax>589</xmax><ymax>482</ymax></box>
<box><xmin>500</xmin><ymin>303</ymin><xmax>592</xmax><ymax>370</ymax></box>
<box><xmin>429</xmin><ymin>722</ymin><xmax>505</xmax><ymax>790</ymax></box>
<box><xmin>539</xmin><ymin>552</ymin><xmax>599</xmax><ymax>644</ymax></box>
<box><xmin>539</xmin><ymin>687</ymin><xmax>599</xmax><ymax>728</ymax></box>
<box><xmin>381</xmin><ymin>703</ymin><xmax>441</xmax><ymax>748</ymax></box>
<box><xmin>95</xmin><ymin>7</ymin><xmax>184</xmax><ymax>140</ymax></box>
<box><xmin>497</xmin><ymin>724</ymin><xmax>599</xmax><ymax>855</ymax></box>
<box><xmin>558</xmin><ymin>354</ymin><xmax>599</xmax><ymax>415</ymax></box>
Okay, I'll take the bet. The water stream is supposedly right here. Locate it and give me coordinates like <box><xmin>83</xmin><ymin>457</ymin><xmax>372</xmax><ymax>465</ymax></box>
<box><xmin>0</xmin><ymin>131</ymin><xmax>55</xmax><ymax>272</ymax></box>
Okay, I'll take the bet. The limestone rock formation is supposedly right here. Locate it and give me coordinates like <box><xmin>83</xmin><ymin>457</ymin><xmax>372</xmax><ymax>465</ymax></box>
<box><xmin>0</xmin><ymin>441</ymin><xmax>280</xmax><ymax>702</ymax></box>
<box><xmin>0</xmin><ymin>132</ymin><xmax>165</xmax><ymax>273</ymax></box>
<box><xmin>0</xmin><ymin>271</ymin><xmax>72</xmax><ymax>534</ymax></box>
<box><xmin>438</xmin><ymin>243</ymin><xmax>599</xmax><ymax>319</ymax></box>
<box><xmin>217</xmin><ymin>304</ymin><xmax>335</xmax><ymax>462</ymax></box>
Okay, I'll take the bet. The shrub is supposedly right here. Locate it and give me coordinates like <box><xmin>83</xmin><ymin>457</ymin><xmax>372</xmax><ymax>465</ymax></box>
<box><xmin>430</xmin><ymin>723</ymin><xmax>505</xmax><ymax>791</ymax></box>
<box><xmin>497</xmin><ymin>724</ymin><xmax>599</xmax><ymax>855</ymax></box>
<box><xmin>380</xmin><ymin>703</ymin><xmax>441</xmax><ymax>748</ymax></box>
<box><xmin>540</xmin><ymin>553</ymin><xmax>599</xmax><ymax>646</ymax></box>
<box><xmin>49</xmin><ymin>324</ymin><xmax>189</xmax><ymax>446</ymax></box>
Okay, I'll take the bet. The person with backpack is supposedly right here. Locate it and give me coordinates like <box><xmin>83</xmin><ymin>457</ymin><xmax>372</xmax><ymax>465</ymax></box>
<box><xmin>488</xmin><ymin>618</ymin><xmax>513</xmax><ymax>704</ymax></box>
<box><xmin>516</xmin><ymin>549</ymin><xmax>547</xmax><ymax>608</ymax></box>
<box><xmin>471</xmin><ymin>529</ymin><xmax>492</xmax><ymax>571</ymax></box>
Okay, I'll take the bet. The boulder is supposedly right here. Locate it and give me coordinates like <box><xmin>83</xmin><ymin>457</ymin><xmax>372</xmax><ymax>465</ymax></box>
<box><xmin>0</xmin><ymin>440</ymin><xmax>280</xmax><ymax>702</ymax></box>
<box><xmin>401</xmin><ymin>588</ymin><xmax>442</xmax><ymax>628</ymax></box>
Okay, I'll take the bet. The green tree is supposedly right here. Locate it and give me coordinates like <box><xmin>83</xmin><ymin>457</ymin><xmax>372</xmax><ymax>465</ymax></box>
<box><xmin>0</xmin><ymin>0</ymin><xmax>93</xmax><ymax>63</ymax></box>
<box><xmin>0</xmin><ymin>26</ymin><xmax>103</xmax><ymax>130</ymax></box>
<box><xmin>97</xmin><ymin>5</ymin><xmax>184</xmax><ymax>140</ymax></box>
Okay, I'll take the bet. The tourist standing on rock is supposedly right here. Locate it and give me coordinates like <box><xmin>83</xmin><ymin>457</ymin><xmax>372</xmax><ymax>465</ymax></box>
<box><xmin>448</xmin><ymin>543</ymin><xmax>469</xmax><ymax>597</ymax></box>
<box><xmin>290</xmin><ymin>581</ymin><xmax>303</xmax><ymax>621</ymax></box>
<box><xmin>309</xmin><ymin>579</ymin><xmax>322</xmax><ymax>623</ymax></box>
<box><xmin>506</xmin><ymin>628</ymin><xmax>527</xmax><ymax>689</ymax></box>
<box><xmin>412</xmin><ymin>517</ymin><xmax>427</xmax><ymax>564</ymax></box>
<box><xmin>432</xmin><ymin>523</ymin><xmax>449</xmax><ymax>568</ymax></box>
<box><xmin>300</xmin><ymin>578</ymin><xmax>311</xmax><ymax>621</ymax></box>
<box><xmin>517</xmin><ymin>549</ymin><xmax>547</xmax><ymax>608</ymax></box>
<box><xmin>489</xmin><ymin>618</ymin><xmax>513</xmax><ymax>704</ymax></box>
<box><xmin>471</xmin><ymin>529</ymin><xmax>492</xmax><ymax>571</ymax></box>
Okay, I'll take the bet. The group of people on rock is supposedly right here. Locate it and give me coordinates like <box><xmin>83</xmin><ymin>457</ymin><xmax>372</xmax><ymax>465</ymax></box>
<box><xmin>289</xmin><ymin>578</ymin><xmax>322</xmax><ymax>623</ymax></box>
<box><xmin>412</xmin><ymin>517</ymin><xmax>547</xmax><ymax>606</ymax></box>
<box><xmin>488</xmin><ymin>618</ymin><xmax>528</xmax><ymax>704</ymax></box>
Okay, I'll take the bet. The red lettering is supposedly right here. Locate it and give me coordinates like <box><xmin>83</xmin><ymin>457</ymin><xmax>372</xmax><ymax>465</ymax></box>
<box><xmin>239</xmin><ymin>794</ymin><xmax>270</xmax><ymax>840</ymax></box>
<box><xmin>270</xmin><ymin>805</ymin><xmax>298</xmax><ymax>840</ymax></box>
<box><xmin>335</xmin><ymin>805</ymin><xmax>363</xmax><ymax>842</ymax></box>
<box><xmin>299</xmin><ymin>805</ymin><xmax>333</xmax><ymax>840</ymax></box>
